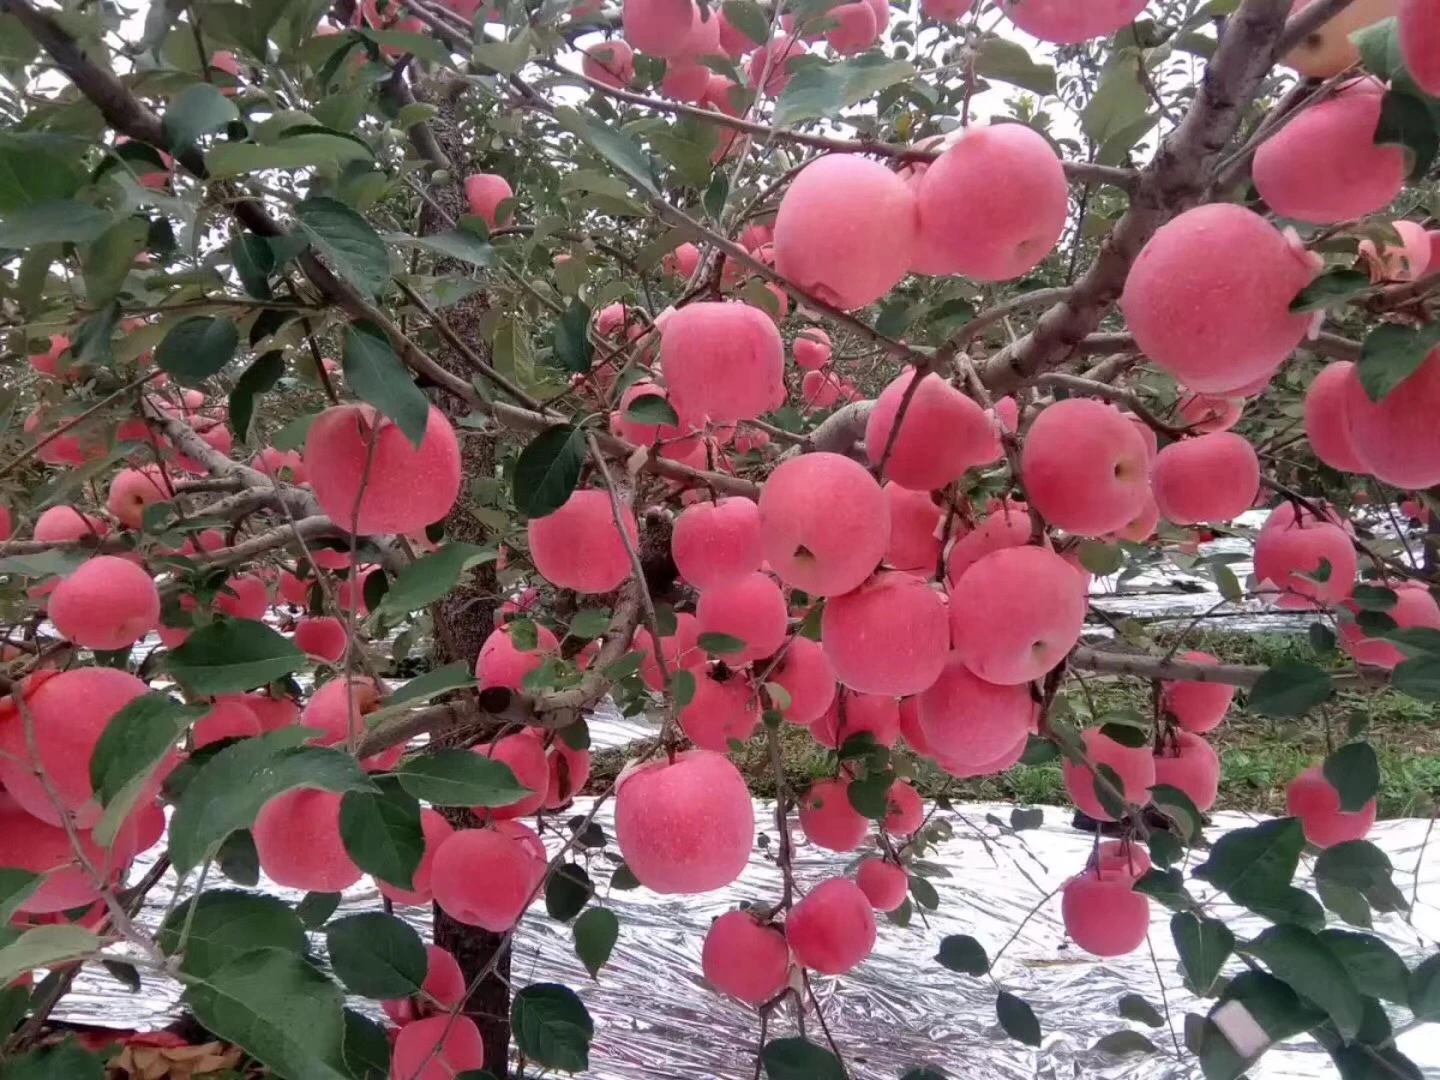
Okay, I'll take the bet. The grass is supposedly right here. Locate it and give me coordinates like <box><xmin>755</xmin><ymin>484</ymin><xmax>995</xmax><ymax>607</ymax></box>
<box><xmin>586</xmin><ymin>628</ymin><xmax>1440</xmax><ymax>820</ymax></box>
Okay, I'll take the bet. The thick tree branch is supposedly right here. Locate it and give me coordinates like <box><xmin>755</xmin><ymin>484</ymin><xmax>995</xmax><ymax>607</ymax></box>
<box><xmin>974</xmin><ymin>0</ymin><xmax>1296</xmax><ymax>394</ymax></box>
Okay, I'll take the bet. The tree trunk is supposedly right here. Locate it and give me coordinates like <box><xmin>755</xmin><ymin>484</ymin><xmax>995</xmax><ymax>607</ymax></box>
<box><xmin>402</xmin><ymin>74</ymin><xmax>514</xmax><ymax>1077</ymax></box>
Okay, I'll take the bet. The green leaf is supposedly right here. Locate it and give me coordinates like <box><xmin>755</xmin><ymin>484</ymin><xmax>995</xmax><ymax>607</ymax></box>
<box><xmin>511</xmin><ymin>983</ymin><xmax>594</xmax><ymax>1073</ymax></box>
<box><xmin>1171</xmin><ymin>912</ymin><xmax>1234</xmax><ymax>996</ymax></box>
<box><xmin>1317</xmin><ymin>929</ymin><xmax>1411</xmax><ymax>1004</ymax></box>
<box><xmin>1247</xmin><ymin>660</ymin><xmax>1332</xmax><ymax>717</ymax></box>
<box><xmin>1149</xmin><ymin>783</ymin><xmax>1204</xmax><ymax>843</ymax></box>
<box><xmin>339</xmin><ymin>781</ymin><xmax>423</xmax><ymax>891</ymax></box>
<box><xmin>217</xmin><ymin>830</ymin><xmax>261</xmax><ymax>887</ymax></box>
<box><xmin>229</xmin><ymin>350</ymin><xmax>286</xmax><ymax>441</ymax></box>
<box><xmin>1357</xmin><ymin>322</ymin><xmax>1440</xmax><ymax>402</ymax></box>
<box><xmin>0</xmin><ymin>200</ymin><xmax>113</xmax><ymax>248</ymax></box>
<box><xmin>0</xmin><ymin>1041</ymin><xmax>105</xmax><ymax>1080</ymax></box>
<box><xmin>568</xmin><ymin>608</ymin><xmax>613</xmax><ymax>640</ymax></box>
<box><xmin>157</xmin><ymin>890</ymin><xmax>307</xmax><ymax>979</ymax></box>
<box><xmin>1353</xmin><ymin>16</ymin><xmax>1406</xmax><ymax>82</ymax></box>
<box><xmin>1243</xmin><ymin>885</ymin><xmax>1326</xmax><ymax>930</ymax></box>
<box><xmin>207</xmin><ymin>139</ymin><xmax>371</xmax><ymax>178</ymax></box>
<box><xmin>83</xmin><ymin>216</ymin><xmax>148</xmax><ymax>304</ymax></box>
<box><xmin>546</xmin><ymin>863</ymin><xmax>592</xmax><ymax>922</ymax></box>
<box><xmin>721</xmin><ymin>0</ymin><xmax>769</xmax><ymax>46</ymax></box>
<box><xmin>89</xmin><ymin>692</ymin><xmax>205</xmax><ymax>846</ymax></box>
<box><xmin>168</xmin><ymin>728</ymin><xmax>377</xmax><ymax>872</ymax></box>
<box><xmin>624</xmin><ymin>393</ymin><xmax>680</xmax><ymax>426</ymax></box>
<box><xmin>1323</xmin><ymin>742</ymin><xmax>1379</xmax><ymax>813</ymax></box>
<box><xmin>1391</xmin><ymin>655</ymin><xmax>1440</xmax><ymax>701</ymax></box>
<box><xmin>1082</xmin><ymin>61</ymin><xmax>1151</xmax><ymax>151</ymax></box>
<box><xmin>573</xmin><ymin>907</ymin><xmax>619</xmax><ymax>977</ymax></box>
<box><xmin>1192</xmin><ymin>817</ymin><xmax>1305</xmax><ymax>900</ymax></box>
<box><xmin>341</xmin><ymin>1009</ymin><xmax>391</xmax><ymax>1080</ymax></box>
<box><xmin>395</xmin><ymin>748</ymin><xmax>530</xmax><ymax>807</ymax></box>
<box><xmin>761</xmin><ymin>1037</ymin><xmax>847</xmax><ymax>1080</ymax></box>
<box><xmin>387</xmin><ymin>662</ymin><xmax>477</xmax><ymax>709</ymax></box>
<box><xmin>0</xmin><ymin>870</ymin><xmax>40</xmax><ymax>924</ymax></box>
<box><xmin>391</xmin><ymin>226</ymin><xmax>496</xmax><ymax>269</ymax></box>
<box><xmin>297</xmin><ymin>891</ymin><xmax>343</xmax><ymax>930</ymax></box>
<box><xmin>1243</xmin><ymin>924</ymin><xmax>1365</xmax><ymax>1040</ymax></box>
<box><xmin>775</xmin><ymin>54</ymin><xmax>917</xmax><ymax>126</ymax></box>
<box><xmin>996</xmin><ymin>991</ymin><xmax>1041</xmax><ymax>1047</ymax></box>
<box><xmin>161</xmin><ymin>82</ymin><xmax>240</xmax><ymax>152</ymax></box>
<box><xmin>697</xmin><ymin>631</ymin><xmax>747</xmax><ymax>656</ymax></box>
<box><xmin>1314</xmin><ymin>840</ymin><xmax>1397</xmax><ymax>891</ymax></box>
<box><xmin>154</xmin><ymin>315</ymin><xmax>240</xmax><ymax>386</ymax></box>
<box><xmin>340</xmin><ymin>321</ymin><xmax>429</xmax><ymax>449</ymax></box>
<box><xmin>1411</xmin><ymin>954</ymin><xmax>1440</xmax><ymax>1019</ymax></box>
<box><xmin>380</xmin><ymin>542</ymin><xmax>496</xmax><ymax>614</ymax></box>
<box><xmin>551</xmin><ymin>298</ymin><xmax>593</xmax><ymax>376</ymax></box>
<box><xmin>1077</xmin><ymin>539</ymin><xmax>1123</xmax><ymax>576</ymax></box>
<box><xmin>1316</xmin><ymin>877</ymin><xmax>1373</xmax><ymax>928</ymax></box>
<box><xmin>0</xmin><ymin>133</ymin><xmax>84</xmax><ymax>213</ymax></box>
<box><xmin>970</xmin><ymin>35</ymin><xmax>1056</xmax><ymax>96</ymax></box>
<box><xmin>231</xmin><ymin>234</ymin><xmax>274</xmax><ymax>299</ymax></box>
<box><xmin>1118</xmin><ymin>993</ymin><xmax>1165</xmax><ymax>1028</ymax></box>
<box><xmin>1375</xmin><ymin>88</ymin><xmax>1439</xmax><ymax>179</ymax></box>
<box><xmin>165</xmin><ymin>618</ymin><xmax>306</xmax><ymax>695</ymax></box>
<box><xmin>0</xmin><ymin>926</ymin><xmax>99</xmax><ymax>988</ymax></box>
<box><xmin>294</xmin><ymin>195</ymin><xmax>390</xmax><ymax>297</ymax></box>
<box><xmin>183</xmin><ymin>947</ymin><xmax>350</xmax><ymax>1080</ymax></box>
<box><xmin>554</xmin><ymin>106</ymin><xmax>660</xmax><ymax>196</ymax></box>
<box><xmin>1289</xmin><ymin>268</ymin><xmax>1373</xmax><ymax>312</ymax></box>
<box><xmin>513</xmin><ymin>424</ymin><xmax>587</xmax><ymax>518</ymax></box>
<box><xmin>936</xmin><ymin>934</ymin><xmax>989</xmax><ymax>976</ymax></box>
<box><xmin>324</xmin><ymin>913</ymin><xmax>426</xmax><ymax>999</ymax></box>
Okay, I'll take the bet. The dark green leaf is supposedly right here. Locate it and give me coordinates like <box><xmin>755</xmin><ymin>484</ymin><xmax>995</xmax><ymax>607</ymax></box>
<box><xmin>1374</xmin><ymin>89</ymin><xmax>1438</xmax><ymax>180</ymax></box>
<box><xmin>1391</xmin><ymin>655</ymin><xmax>1440</xmax><ymax>701</ymax></box>
<box><xmin>848</xmin><ymin>770</ymin><xmax>894</xmax><ymax>819</ymax></box>
<box><xmin>392</xmin><ymin>226</ymin><xmax>496</xmax><ymax>269</ymax></box>
<box><xmin>1289</xmin><ymin>268</ymin><xmax>1372</xmax><ymax>312</ymax></box>
<box><xmin>624</xmin><ymin>393</ymin><xmax>679</xmax><ymax>426</ymax></box>
<box><xmin>1411</xmin><ymin>954</ymin><xmax>1440</xmax><ymax>1019</ymax></box>
<box><xmin>157</xmin><ymin>890</ymin><xmax>307</xmax><ymax>979</ymax></box>
<box><xmin>1244</xmin><ymin>924</ymin><xmax>1365</xmax><ymax>1039</ymax></box>
<box><xmin>325</xmin><ymin>913</ymin><xmax>426</xmax><ymax>999</ymax></box>
<box><xmin>1350</xmin><ymin>584</ymin><xmax>1399</xmax><ymax>611</ymax></box>
<box><xmin>761</xmin><ymin>1037</ymin><xmax>847</xmax><ymax>1080</ymax></box>
<box><xmin>169</xmin><ymin>728</ymin><xmax>377</xmax><ymax>872</ymax></box>
<box><xmin>936</xmin><ymin>934</ymin><xmax>989</xmax><ymax>976</ymax></box>
<box><xmin>341</xmin><ymin>321</ymin><xmax>429</xmax><ymax>449</ymax></box>
<box><xmin>294</xmin><ymin>195</ymin><xmax>391</xmax><ymax>297</ymax></box>
<box><xmin>165</xmin><ymin>618</ymin><xmax>306</xmax><ymax>695</ymax></box>
<box><xmin>703</xmin><ymin>170</ymin><xmax>729</xmax><ymax>219</ymax></box>
<box><xmin>971</xmin><ymin>36</ymin><xmax>1056</xmax><ymax>96</ymax></box>
<box><xmin>511</xmin><ymin>983</ymin><xmax>594</xmax><ymax>1072</ymax></box>
<box><xmin>89</xmin><ymin>692</ymin><xmax>205</xmax><ymax>846</ymax></box>
<box><xmin>1309</xmin><ymin>622</ymin><xmax>1338</xmax><ymax>654</ymax></box>
<box><xmin>297</xmin><ymin>891</ymin><xmax>343</xmax><ymax>930</ymax></box>
<box><xmin>183</xmin><ymin>947</ymin><xmax>350</xmax><ymax>1080</ymax></box>
<box><xmin>229</xmin><ymin>350</ymin><xmax>286</xmax><ymax>441</ymax></box>
<box><xmin>554</xmin><ymin>106</ymin><xmax>659</xmax><ymax>196</ymax></box>
<box><xmin>217</xmin><ymin>829</ymin><xmax>260</xmax><ymax>886</ymax></box>
<box><xmin>513</xmin><ymin>424</ymin><xmax>587</xmax><ymax>518</ymax></box>
<box><xmin>1171</xmin><ymin>913</ymin><xmax>1234</xmax><ymax>996</ymax></box>
<box><xmin>155</xmin><ymin>316</ymin><xmax>240</xmax><ymax>386</ymax></box>
<box><xmin>83</xmin><ymin>216</ymin><xmax>148</xmax><ymax>304</ymax></box>
<box><xmin>1318</xmin><ymin>929</ymin><xmax>1410</xmax><ymax>1004</ymax></box>
<box><xmin>996</xmin><ymin>991</ymin><xmax>1041</xmax><ymax>1047</ymax></box>
<box><xmin>1317</xmin><ymin>878</ymin><xmax>1373</xmax><ymax>928</ymax></box>
<box><xmin>0</xmin><ymin>870</ymin><xmax>40</xmax><ymax>925</ymax></box>
<box><xmin>909</xmin><ymin>875</ymin><xmax>940</xmax><ymax>911</ymax></box>
<box><xmin>546</xmin><ymin>863</ymin><xmax>592</xmax><ymax>922</ymax></box>
<box><xmin>162</xmin><ymin>82</ymin><xmax>240</xmax><ymax>151</ymax></box>
<box><xmin>380</xmin><ymin>542</ymin><xmax>497</xmax><ymax>614</ymax></box>
<box><xmin>551</xmin><ymin>298</ymin><xmax>593</xmax><ymax>376</ymax></box>
<box><xmin>231</xmin><ymin>234</ymin><xmax>275</xmax><ymax>300</ymax></box>
<box><xmin>1134</xmin><ymin>868</ymin><xmax>1194</xmax><ymax>910</ymax></box>
<box><xmin>0</xmin><ymin>983</ymin><xmax>31</xmax><ymax>1041</ymax></box>
<box><xmin>1118</xmin><ymin>993</ymin><xmax>1164</xmax><ymax>1027</ymax></box>
<box><xmin>0</xmin><ymin>1041</ymin><xmax>105</xmax><ymax>1080</ymax></box>
<box><xmin>573</xmin><ymin>907</ymin><xmax>619</xmax><ymax>977</ymax></box>
<box><xmin>1077</xmin><ymin>539</ymin><xmax>1124</xmax><ymax>576</ymax></box>
<box><xmin>341</xmin><ymin>1009</ymin><xmax>391</xmax><ymax>1080</ymax></box>
<box><xmin>1192</xmin><ymin>817</ymin><xmax>1304</xmax><ymax>899</ymax></box>
<box><xmin>1093</xmin><ymin>763</ymin><xmax>1130</xmax><ymax>820</ymax></box>
<box><xmin>775</xmin><ymin>54</ymin><xmax>917</xmax><ymax>126</ymax></box>
<box><xmin>1245</xmin><ymin>885</ymin><xmax>1326</xmax><ymax>930</ymax></box>
<box><xmin>386</xmin><ymin>662</ymin><xmax>477</xmax><ymax>709</ymax></box>
<box><xmin>1357</xmin><ymin>322</ymin><xmax>1440</xmax><ymax>403</ymax></box>
<box><xmin>339</xmin><ymin>782</ymin><xmax>424</xmax><ymax>890</ymax></box>
<box><xmin>697</xmin><ymin>631</ymin><xmax>747</xmax><ymax>655</ymax></box>
<box><xmin>1323</xmin><ymin>742</ymin><xmax>1379</xmax><ymax>813</ymax></box>
<box><xmin>1149</xmin><ymin>783</ymin><xmax>1204</xmax><ymax>843</ymax></box>
<box><xmin>396</xmin><ymin>748</ymin><xmax>530</xmax><ymax>807</ymax></box>
<box><xmin>0</xmin><ymin>200</ymin><xmax>112</xmax><ymax>248</ymax></box>
<box><xmin>1247</xmin><ymin>661</ymin><xmax>1332</xmax><ymax>717</ymax></box>
<box><xmin>721</xmin><ymin>0</ymin><xmax>769</xmax><ymax>46</ymax></box>
<box><xmin>1315</xmin><ymin>840</ymin><xmax>1398</xmax><ymax>891</ymax></box>
<box><xmin>569</xmin><ymin>608</ymin><xmax>612</xmax><ymax>639</ymax></box>
<box><xmin>610</xmin><ymin>863</ymin><xmax>640</xmax><ymax>890</ymax></box>
<box><xmin>0</xmin><ymin>926</ymin><xmax>100</xmax><ymax>988</ymax></box>
<box><xmin>1353</xmin><ymin>16</ymin><xmax>1406</xmax><ymax>81</ymax></box>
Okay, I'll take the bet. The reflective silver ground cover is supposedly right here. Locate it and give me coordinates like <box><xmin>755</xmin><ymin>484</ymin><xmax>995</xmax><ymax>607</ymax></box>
<box><xmin>55</xmin><ymin>797</ymin><xmax>1440</xmax><ymax>1079</ymax></box>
